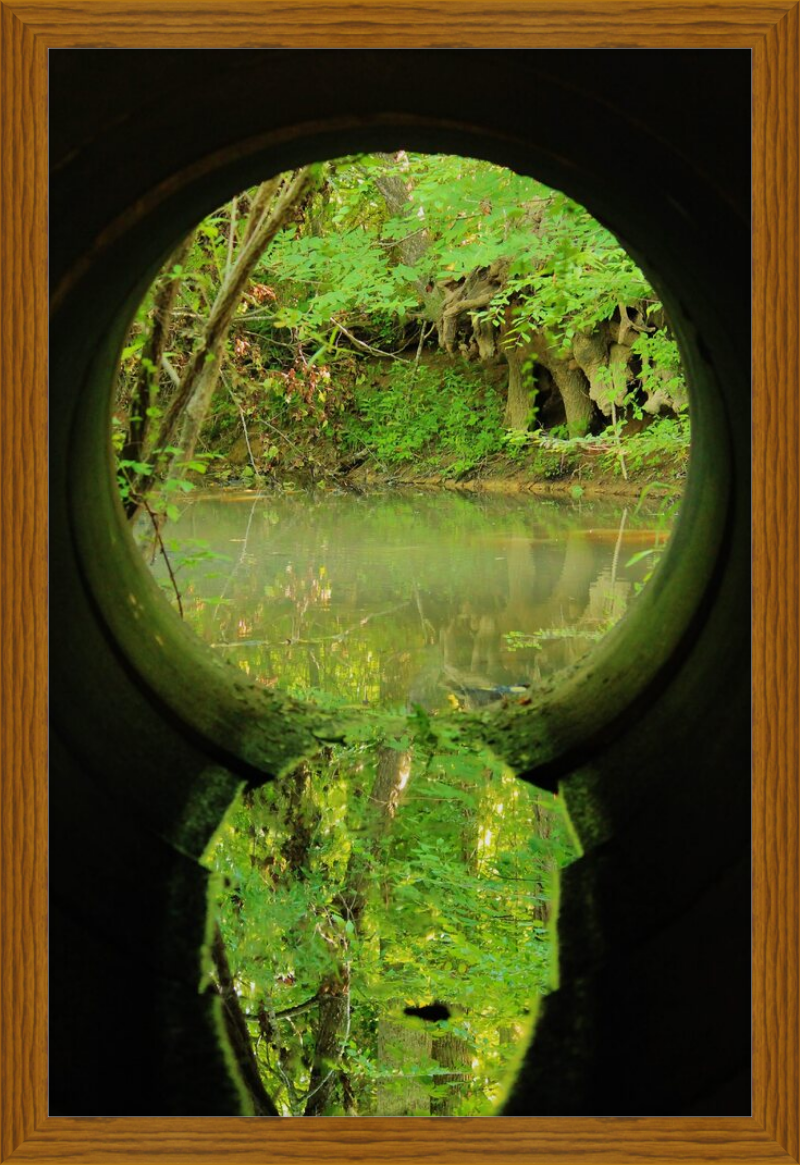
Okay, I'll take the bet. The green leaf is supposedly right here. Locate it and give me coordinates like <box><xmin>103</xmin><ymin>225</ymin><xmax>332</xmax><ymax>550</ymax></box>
<box><xmin>625</xmin><ymin>548</ymin><xmax>657</xmax><ymax>567</ymax></box>
<box><xmin>421</xmin><ymin>780</ymin><xmax>476</xmax><ymax>804</ymax></box>
<box><xmin>118</xmin><ymin>459</ymin><xmax>152</xmax><ymax>475</ymax></box>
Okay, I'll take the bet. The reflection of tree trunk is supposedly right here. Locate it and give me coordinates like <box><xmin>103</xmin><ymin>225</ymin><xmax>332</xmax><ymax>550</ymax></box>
<box><xmin>497</xmin><ymin>1021</ymin><xmax>526</xmax><ymax>1085</ymax></box>
<box><xmin>342</xmin><ymin>746</ymin><xmax>412</xmax><ymax>925</ymax></box>
<box><xmin>210</xmin><ymin>923</ymin><xmax>279</xmax><ymax>1116</ymax></box>
<box><xmin>304</xmin><ymin>983</ymin><xmax>350</xmax><ymax>1116</ymax></box>
<box><xmin>306</xmin><ymin>645</ymin><xmax>321</xmax><ymax>690</ymax></box>
<box><xmin>499</xmin><ymin>1023</ymin><xmax>521</xmax><ymax>1048</ymax></box>
<box><xmin>440</xmin><ymin>607</ymin><xmax>475</xmax><ymax>672</ymax></box>
<box><xmin>470</xmin><ymin>613</ymin><xmax>502</xmax><ymax>675</ymax></box>
<box><xmin>377</xmin><ymin>1006</ymin><xmax>432</xmax><ymax>1115</ymax></box>
<box><xmin>304</xmin><ymin>745</ymin><xmax>412</xmax><ymax>1115</ymax></box>
<box><xmin>280</xmin><ymin>761</ymin><xmax>318</xmax><ymax>878</ymax></box>
<box><xmin>531</xmin><ymin>801</ymin><xmax>555</xmax><ymax>924</ymax></box>
<box><xmin>584</xmin><ymin>569</ymin><xmax>632</xmax><ymax>627</ymax></box>
<box><xmin>431</xmin><ymin>1026</ymin><xmax>472</xmax><ymax>1115</ymax></box>
<box><xmin>504</xmin><ymin>540</ymin><xmax>538</xmax><ymax>620</ymax></box>
<box><xmin>216</xmin><ymin>745</ymin><xmax>417</xmax><ymax>1116</ymax></box>
<box><xmin>544</xmin><ymin>533</ymin><xmax>600</xmax><ymax>668</ymax></box>
<box><xmin>550</xmin><ymin>532</ymin><xmax>596</xmax><ymax>608</ymax></box>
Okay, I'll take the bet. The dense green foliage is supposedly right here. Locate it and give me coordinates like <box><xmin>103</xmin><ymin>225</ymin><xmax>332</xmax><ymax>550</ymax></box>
<box><xmin>206</xmin><ymin>731</ymin><xmax>574</xmax><ymax>1115</ymax></box>
<box><xmin>343</xmin><ymin>362</ymin><xmax>506</xmax><ymax>475</ymax></box>
<box><xmin>115</xmin><ymin>151</ymin><xmax>688</xmax><ymax>500</ymax></box>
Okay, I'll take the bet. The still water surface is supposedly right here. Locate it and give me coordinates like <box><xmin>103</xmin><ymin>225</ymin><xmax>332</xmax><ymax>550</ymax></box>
<box><xmin>155</xmin><ymin>489</ymin><xmax>668</xmax><ymax>709</ymax></box>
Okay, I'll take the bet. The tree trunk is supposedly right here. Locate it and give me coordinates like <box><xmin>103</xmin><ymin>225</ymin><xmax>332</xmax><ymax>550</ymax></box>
<box><xmin>473</xmin><ymin>313</ymin><xmax>498</xmax><ymax>362</ymax></box>
<box><xmin>531</xmin><ymin>334</ymin><xmax>593</xmax><ymax>437</ymax></box>
<box><xmin>120</xmin><ymin>231</ymin><xmax>195</xmax><ymax>515</ymax></box>
<box><xmin>128</xmin><ymin>168</ymin><xmax>318</xmax><ymax>514</ymax></box>
<box><xmin>165</xmin><ymin>171</ymin><xmax>315</xmax><ymax>476</ymax></box>
<box><xmin>572</xmin><ymin>330</ymin><xmax>610</xmax><ymax>414</ymax></box>
<box><xmin>572</xmin><ymin>331</ymin><xmax>633</xmax><ymax>418</ymax></box>
<box><xmin>503</xmin><ymin>343</ymin><xmax>533</xmax><ymax>429</ymax></box>
<box><xmin>373</xmin><ymin>153</ymin><xmax>442</xmax><ymax>322</ymax></box>
<box><xmin>608</xmin><ymin>341</ymin><xmax>632</xmax><ymax>408</ymax></box>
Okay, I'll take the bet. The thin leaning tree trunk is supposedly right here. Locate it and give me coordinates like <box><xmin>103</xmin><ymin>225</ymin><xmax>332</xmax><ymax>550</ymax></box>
<box><xmin>129</xmin><ymin>167</ymin><xmax>318</xmax><ymax>515</ymax></box>
<box><xmin>121</xmin><ymin>231</ymin><xmax>195</xmax><ymax>515</ymax></box>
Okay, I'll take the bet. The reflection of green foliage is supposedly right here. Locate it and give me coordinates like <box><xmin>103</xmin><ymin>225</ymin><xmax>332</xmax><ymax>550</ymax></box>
<box><xmin>152</xmin><ymin>491</ymin><xmax>665</xmax><ymax>705</ymax></box>
<box><xmin>150</xmin><ymin>491</ymin><xmax>679</xmax><ymax>1115</ymax></box>
<box><xmin>205</xmin><ymin>730</ymin><xmax>575</xmax><ymax>1116</ymax></box>
<box><xmin>117</xmin><ymin>152</ymin><xmax>688</xmax><ymax>493</ymax></box>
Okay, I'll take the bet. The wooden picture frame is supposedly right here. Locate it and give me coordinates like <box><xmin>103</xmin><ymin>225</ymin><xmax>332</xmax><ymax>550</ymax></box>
<box><xmin>1</xmin><ymin>4</ymin><xmax>795</xmax><ymax>1162</ymax></box>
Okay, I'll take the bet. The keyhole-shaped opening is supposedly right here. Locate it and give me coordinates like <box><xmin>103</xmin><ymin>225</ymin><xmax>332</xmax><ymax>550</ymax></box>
<box><xmin>112</xmin><ymin>148</ymin><xmax>690</xmax><ymax>1115</ymax></box>
<box><xmin>204</xmin><ymin>739</ymin><xmax>573</xmax><ymax>1116</ymax></box>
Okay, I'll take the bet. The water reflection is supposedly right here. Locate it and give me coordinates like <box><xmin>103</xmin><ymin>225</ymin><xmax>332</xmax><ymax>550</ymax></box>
<box><xmin>206</xmin><ymin>715</ymin><xmax>571</xmax><ymax>1115</ymax></box>
<box><xmin>153</xmin><ymin>490</ymin><xmax>665</xmax><ymax>710</ymax></box>
<box><xmin>164</xmin><ymin>489</ymin><xmax>671</xmax><ymax>1114</ymax></box>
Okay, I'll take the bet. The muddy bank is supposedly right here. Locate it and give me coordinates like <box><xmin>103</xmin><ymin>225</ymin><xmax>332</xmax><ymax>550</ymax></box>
<box><xmin>209</xmin><ymin>440</ymin><xmax>687</xmax><ymax>500</ymax></box>
<box><xmin>323</xmin><ymin>443</ymin><xmax>684</xmax><ymax>499</ymax></box>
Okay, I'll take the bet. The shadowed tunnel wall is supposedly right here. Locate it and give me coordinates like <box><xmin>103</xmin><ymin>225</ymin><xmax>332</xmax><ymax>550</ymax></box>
<box><xmin>49</xmin><ymin>49</ymin><xmax>751</xmax><ymax>1117</ymax></box>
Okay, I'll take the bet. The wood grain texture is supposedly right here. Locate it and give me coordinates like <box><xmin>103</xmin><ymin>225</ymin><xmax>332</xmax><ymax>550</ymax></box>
<box><xmin>3</xmin><ymin>1118</ymin><xmax>799</xmax><ymax>1164</ymax></box>
<box><xmin>0</xmin><ymin>2</ymin><xmax>48</xmax><ymax>1163</ymax></box>
<box><xmin>0</xmin><ymin>2</ymin><xmax>796</xmax><ymax>1163</ymax></box>
<box><xmin>2</xmin><ymin>0</ymin><xmax>796</xmax><ymax>46</ymax></box>
<box><xmin>752</xmin><ymin>4</ymin><xmax>800</xmax><ymax>1161</ymax></box>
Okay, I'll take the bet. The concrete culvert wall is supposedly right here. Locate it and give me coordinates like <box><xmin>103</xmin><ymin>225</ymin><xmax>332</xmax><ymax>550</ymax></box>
<box><xmin>49</xmin><ymin>49</ymin><xmax>751</xmax><ymax>1116</ymax></box>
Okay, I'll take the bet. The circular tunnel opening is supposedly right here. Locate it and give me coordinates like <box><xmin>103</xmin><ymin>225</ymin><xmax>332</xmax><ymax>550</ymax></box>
<box><xmin>118</xmin><ymin>152</ymin><xmax>691</xmax><ymax>714</ymax></box>
<box><xmin>76</xmin><ymin>133</ymin><xmax>717</xmax><ymax>798</ymax></box>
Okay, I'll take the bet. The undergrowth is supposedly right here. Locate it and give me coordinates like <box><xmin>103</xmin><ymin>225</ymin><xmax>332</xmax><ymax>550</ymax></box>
<box><xmin>342</xmin><ymin>363</ymin><xmax>506</xmax><ymax>476</ymax></box>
